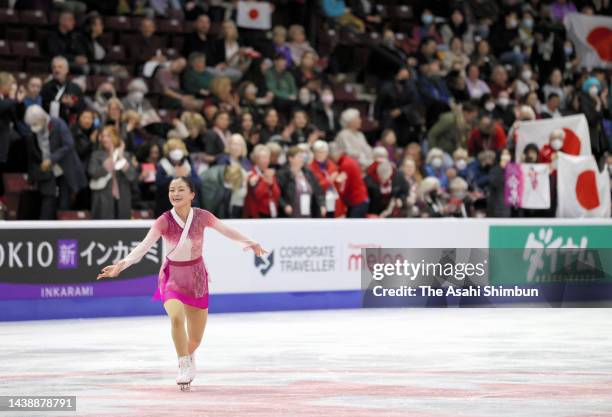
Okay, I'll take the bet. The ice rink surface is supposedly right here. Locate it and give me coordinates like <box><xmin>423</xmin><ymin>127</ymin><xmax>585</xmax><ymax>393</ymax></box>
<box><xmin>1</xmin><ymin>308</ymin><xmax>611</xmax><ymax>417</ymax></box>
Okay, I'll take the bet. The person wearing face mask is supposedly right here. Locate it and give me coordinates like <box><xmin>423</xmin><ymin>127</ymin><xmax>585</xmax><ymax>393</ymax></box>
<box><xmin>311</xmin><ymin>87</ymin><xmax>340</xmax><ymax>140</ymax></box>
<box><xmin>376</xmin><ymin>67</ymin><xmax>421</xmax><ymax>147</ymax></box>
<box><xmin>539</xmin><ymin>128</ymin><xmax>566</xmax><ymax>169</ymax></box>
<box><xmin>579</xmin><ymin>76</ymin><xmax>609</xmax><ymax>162</ymax></box>
<box><xmin>24</xmin><ymin>105</ymin><xmax>87</xmax><ymax>219</ymax></box>
<box><xmin>88</xmin><ymin>126</ymin><xmax>137</xmax><ymax>219</ymax></box>
<box><xmin>518</xmin><ymin>11</ymin><xmax>535</xmax><ymax>55</ymax></box>
<box><xmin>452</xmin><ymin>148</ymin><xmax>470</xmax><ymax>180</ymax></box>
<box><xmin>88</xmin><ymin>82</ymin><xmax>117</xmax><ymax>120</ymax></box>
<box><xmin>424</xmin><ymin>148</ymin><xmax>449</xmax><ymax>190</ymax></box>
<box><xmin>513</xmin><ymin>65</ymin><xmax>538</xmax><ymax>98</ymax></box>
<box><xmin>410</xmin><ymin>9</ymin><xmax>443</xmax><ymax>53</ymax></box>
<box><xmin>122</xmin><ymin>78</ymin><xmax>161</xmax><ymax>127</ymax></box>
<box><xmin>155</xmin><ymin>138</ymin><xmax>203</xmax><ymax>216</ymax></box>
<box><xmin>467</xmin><ymin>114</ymin><xmax>507</xmax><ymax>157</ymax></box>
<box><xmin>490</xmin><ymin>11</ymin><xmax>523</xmax><ymax>68</ymax></box>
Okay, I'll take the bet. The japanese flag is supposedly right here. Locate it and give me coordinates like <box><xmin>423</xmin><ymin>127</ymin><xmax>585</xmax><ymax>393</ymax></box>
<box><xmin>237</xmin><ymin>1</ymin><xmax>272</xmax><ymax>30</ymax></box>
<box><xmin>514</xmin><ymin>114</ymin><xmax>591</xmax><ymax>162</ymax></box>
<box><xmin>564</xmin><ymin>12</ymin><xmax>612</xmax><ymax>69</ymax></box>
<box><xmin>557</xmin><ymin>153</ymin><xmax>611</xmax><ymax>218</ymax></box>
<box><xmin>505</xmin><ymin>163</ymin><xmax>551</xmax><ymax>209</ymax></box>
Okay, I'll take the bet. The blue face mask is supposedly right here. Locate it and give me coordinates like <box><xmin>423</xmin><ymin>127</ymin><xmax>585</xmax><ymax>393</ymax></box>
<box><xmin>564</xmin><ymin>47</ymin><xmax>573</xmax><ymax>56</ymax></box>
<box><xmin>522</xmin><ymin>19</ymin><xmax>533</xmax><ymax>29</ymax></box>
<box><xmin>477</xmin><ymin>25</ymin><xmax>490</xmax><ymax>39</ymax></box>
<box><xmin>422</xmin><ymin>14</ymin><xmax>433</xmax><ymax>25</ymax></box>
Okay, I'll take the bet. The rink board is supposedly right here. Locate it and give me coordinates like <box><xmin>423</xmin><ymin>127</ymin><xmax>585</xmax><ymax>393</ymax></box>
<box><xmin>1</xmin><ymin>219</ymin><xmax>611</xmax><ymax>321</ymax></box>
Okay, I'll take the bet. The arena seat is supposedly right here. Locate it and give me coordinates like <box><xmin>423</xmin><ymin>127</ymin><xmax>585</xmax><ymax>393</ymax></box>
<box><xmin>104</xmin><ymin>15</ymin><xmax>132</xmax><ymax>32</ymax></box>
<box><xmin>5</xmin><ymin>27</ymin><xmax>29</xmax><ymax>41</ymax></box>
<box><xmin>19</xmin><ymin>9</ymin><xmax>47</xmax><ymax>26</ymax></box>
<box><xmin>57</xmin><ymin>210</ymin><xmax>92</xmax><ymax>220</ymax></box>
<box><xmin>11</xmin><ymin>40</ymin><xmax>40</xmax><ymax>58</ymax></box>
<box><xmin>0</xmin><ymin>8</ymin><xmax>18</xmax><ymax>24</ymax></box>
<box><xmin>131</xmin><ymin>209</ymin><xmax>154</xmax><ymax>219</ymax></box>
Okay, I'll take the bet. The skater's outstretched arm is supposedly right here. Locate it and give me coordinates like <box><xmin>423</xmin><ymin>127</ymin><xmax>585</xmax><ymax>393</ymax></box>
<box><xmin>97</xmin><ymin>216</ymin><xmax>167</xmax><ymax>279</ymax></box>
<box><xmin>206</xmin><ymin>211</ymin><xmax>267</xmax><ymax>257</ymax></box>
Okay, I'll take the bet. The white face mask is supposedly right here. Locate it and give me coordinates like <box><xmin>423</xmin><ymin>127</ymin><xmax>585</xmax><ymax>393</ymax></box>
<box><xmin>321</xmin><ymin>93</ymin><xmax>334</xmax><ymax>105</ymax></box>
<box><xmin>455</xmin><ymin>159</ymin><xmax>467</xmax><ymax>171</ymax></box>
<box><xmin>169</xmin><ymin>149</ymin><xmax>184</xmax><ymax>162</ymax></box>
<box><xmin>298</xmin><ymin>91</ymin><xmax>311</xmax><ymax>105</ymax></box>
<box><xmin>521</xmin><ymin>70</ymin><xmax>532</xmax><ymax>80</ymax></box>
<box><xmin>501</xmin><ymin>154</ymin><xmax>511</xmax><ymax>163</ymax></box>
<box><xmin>431</xmin><ymin>157</ymin><xmax>443</xmax><ymax>168</ymax></box>
<box><xmin>589</xmin><ymin>86</ymin><xmax>599</xmax><ymax>97</ymax></box>
<box><xmin>551</xmin><ymin>138</ymin><xmax>563</xmax><ymax>151</ymax></box>
<box><xmin>498</xmin><ymin>97</ymin><xmax>510</xmax><ymax>107</ymax></box>
<box><xmin>130</xmin><ymin>91</ymin><xmax>145</xmax><ymax>103</ymax></box>
<box><xmin>30</xmin><ymin>124</ymin><xmax>44</xmax><ymax>133</ymax></box>
<box><xmin>485</xmin><ymin>101</ymin><xmax>495</xmax><ymax>112</ymax></box>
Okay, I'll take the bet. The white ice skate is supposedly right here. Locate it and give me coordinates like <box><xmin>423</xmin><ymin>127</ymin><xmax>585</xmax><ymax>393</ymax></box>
<box><xmin>176</xmin><ymin>355</ymin><xmax>192</xmax><ymax>391</ymax></box>
<box><xmin>188</xmin><ymin>353</ymin><xmax>196</xmax><ymax>383</ymax></box>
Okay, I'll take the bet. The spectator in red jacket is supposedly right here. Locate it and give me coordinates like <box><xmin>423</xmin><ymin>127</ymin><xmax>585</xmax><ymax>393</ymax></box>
<box><xmin>328</xmin><ymin>142</ymin><xmax>369</xmax><ymax>218</ymax></box>
<box><xmin>309</xmin><ymin>140</ymin><xmax>346</xmax><ymax>217</ymax></box>
<box><xmin>467</xmin><ymin>114</ymin><xmax>507</xmax><ymax>156</ymax></box>
<box><xmin>243</xmin><ymin>144</ymin><xmax>281</xmax><ymax>218</ymax></box>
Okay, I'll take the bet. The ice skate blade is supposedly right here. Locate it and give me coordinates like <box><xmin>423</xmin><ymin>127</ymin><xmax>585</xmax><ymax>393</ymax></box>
<box><xmin>178</xmin><ymin>382</ymin><xmax>191</xmax><ymax>391</ymax></box>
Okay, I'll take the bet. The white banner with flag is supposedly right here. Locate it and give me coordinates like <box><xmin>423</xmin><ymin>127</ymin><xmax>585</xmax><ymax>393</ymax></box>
<box><xmin>557</xmin><ymin>153</ymin><xmax>611</xmax><ymax>218</ymax></box>
<box><xmin>514</xmin><ymin>114</ymin><xmax>591</xmax><ymax>162</ymax></box>
<box><xmin>237</xmin><ymin>1</ymin><xmax>272</xmax><ymax>30</ymax></box>
<box><xmin>505</xmin><ymin>163</ymin><xmax>551</xmax><ymax>209</ymax></box>
<box><xmin>564</xmin><ymin>12</ymin><xmax>612</xmax><ymax>69</ymax></box>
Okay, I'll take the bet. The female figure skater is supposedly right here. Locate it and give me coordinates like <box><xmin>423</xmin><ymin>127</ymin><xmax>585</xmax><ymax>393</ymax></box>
<box><xmin>96</xmin><ymin>176</ymin><xmax>266</xmax><ymax>390</ymax></box>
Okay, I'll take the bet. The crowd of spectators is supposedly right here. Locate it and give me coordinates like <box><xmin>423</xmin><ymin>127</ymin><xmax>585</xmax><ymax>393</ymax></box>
<box><xmin>0</xmin><ymin>0</ymin><xmax>610</xmax><ymax>220</ymax></box>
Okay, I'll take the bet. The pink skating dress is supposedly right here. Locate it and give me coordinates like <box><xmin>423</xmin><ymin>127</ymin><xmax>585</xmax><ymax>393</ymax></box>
<box><xmin>119</xmin><ymin>207</ymin><xmax>257</xmax><ymax>309</ymax></box>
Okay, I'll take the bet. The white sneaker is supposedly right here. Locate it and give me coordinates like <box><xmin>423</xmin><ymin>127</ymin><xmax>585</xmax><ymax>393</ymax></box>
<box><xmin>176</xmin><ymin>355</ymin><xmax>191</xmax><ymax>387</ymax></box>
<box><xmin>188</xmin><ymin>353</ymin><xmax>196</xmax><ymax>382</ymax></box>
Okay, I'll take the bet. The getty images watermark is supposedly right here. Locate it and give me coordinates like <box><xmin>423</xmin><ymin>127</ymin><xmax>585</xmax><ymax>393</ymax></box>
<box><xmin>360</xmin><ymin>248</ymin><xmax>612</xmax><ymax>307</ymax></box>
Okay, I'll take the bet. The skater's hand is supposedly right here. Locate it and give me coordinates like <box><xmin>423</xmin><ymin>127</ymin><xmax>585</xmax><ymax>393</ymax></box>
<box><xmin>96</xmin><ymin>261</ymin><xmax>125</xmax><ymax>280</ymax></box>
<box><xmin>245</xmin><ymin>243</ymin><xmax>268</xmax><ymax>257</ymax></box>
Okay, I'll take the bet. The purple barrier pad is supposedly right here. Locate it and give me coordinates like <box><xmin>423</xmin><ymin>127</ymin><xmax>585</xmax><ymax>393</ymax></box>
<box><xmin>0</xmin><ymin>276</ymin><xmax>158</xmax><ymax>300</ymax></box>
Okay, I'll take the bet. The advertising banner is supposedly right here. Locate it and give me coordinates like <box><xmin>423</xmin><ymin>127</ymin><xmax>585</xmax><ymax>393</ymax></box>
<box><xmin>0</xmin><ymin>226</ymin><xmax>161</xmax><ymax>302</ymax></box>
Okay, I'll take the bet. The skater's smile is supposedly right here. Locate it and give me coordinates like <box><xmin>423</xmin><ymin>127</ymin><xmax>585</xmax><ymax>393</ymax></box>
<box><xmin>168</xmin><ymin>178</ymin><xmax>195</xmax><ymax>208</ymax></box>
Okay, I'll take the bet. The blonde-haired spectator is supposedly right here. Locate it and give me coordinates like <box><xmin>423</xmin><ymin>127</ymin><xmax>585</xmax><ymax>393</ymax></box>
<box><xmin>180</xmin><ymin>111</ymin><xmax>207</xmax><ymax>153</ymax></box>
<box><xmin>210</xmin><ymin>76</ymin><xmax>241</xmax><ymax>116</ymax></box>
<box><xmin>217</xmin><ymin>133</ymin><xmax>253</xmax><ymax>171</ymax></box>
<box><xmin>243</xmin><ymin>143</ymin><xmax>281</xmax><ymax>218</ymax></box>
<box><xmin>88</xmin><ymin>126</ymin><xmax>136</xmax><ymax>219</ymax></box>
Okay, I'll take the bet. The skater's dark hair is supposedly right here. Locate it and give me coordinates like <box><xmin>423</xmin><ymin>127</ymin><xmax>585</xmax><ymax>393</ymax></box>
<box><xmin>171</xmin><ymin>176</ymin><xmax>196</xmax><ymax>193</ymax></box>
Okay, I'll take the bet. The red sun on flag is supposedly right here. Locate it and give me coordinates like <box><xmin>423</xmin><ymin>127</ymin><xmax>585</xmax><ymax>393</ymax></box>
<box><xmin>561</xmin><ymin>128</ymin><xmax>581</xmax><ymax>156</ymax></box>
<box><xmin>248</xmin><ymin>8</ymin><xmax>259</xmax><ymax>19</ymax></box>
<box><xmin>586</xmin><ymin>27</ymin><xmax>612</xmax><ymax>61</ymax></box>
<box><xmin>575</xmin><ymin>170</ymin><xmax>600</xmax><ymax>210</ymax></box>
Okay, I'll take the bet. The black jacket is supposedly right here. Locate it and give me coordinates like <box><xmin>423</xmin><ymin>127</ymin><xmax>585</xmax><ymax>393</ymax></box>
<box><xmin>276</xmin><ymin>166</ymin><xmax>325</xmax><ymax>217</ymax></box>
<box><xmin>364</xmin><ymin>171</ymin><xmax>409</xmax><ymax>215</ymax></box>
<box><xmin>26</xmin><ymin>117</ymin><xmax>88</xmax><ymax>196</ymax></box>
<box><xmin>0</xmin><ymin>98</ymin><xmax>24</xmax><ymax>163</ymax></box>
<box><xmin>40</xmin><ymin>79</ymin><xmax>85</xmax><ymax>124</ymax></box>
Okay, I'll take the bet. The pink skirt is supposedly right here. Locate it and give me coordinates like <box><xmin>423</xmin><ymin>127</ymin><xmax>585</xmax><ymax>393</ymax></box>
<box><xmin>153</xmin><ymin>256</ymin><xmax>209</xmax><ymax>309</ymax></box>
